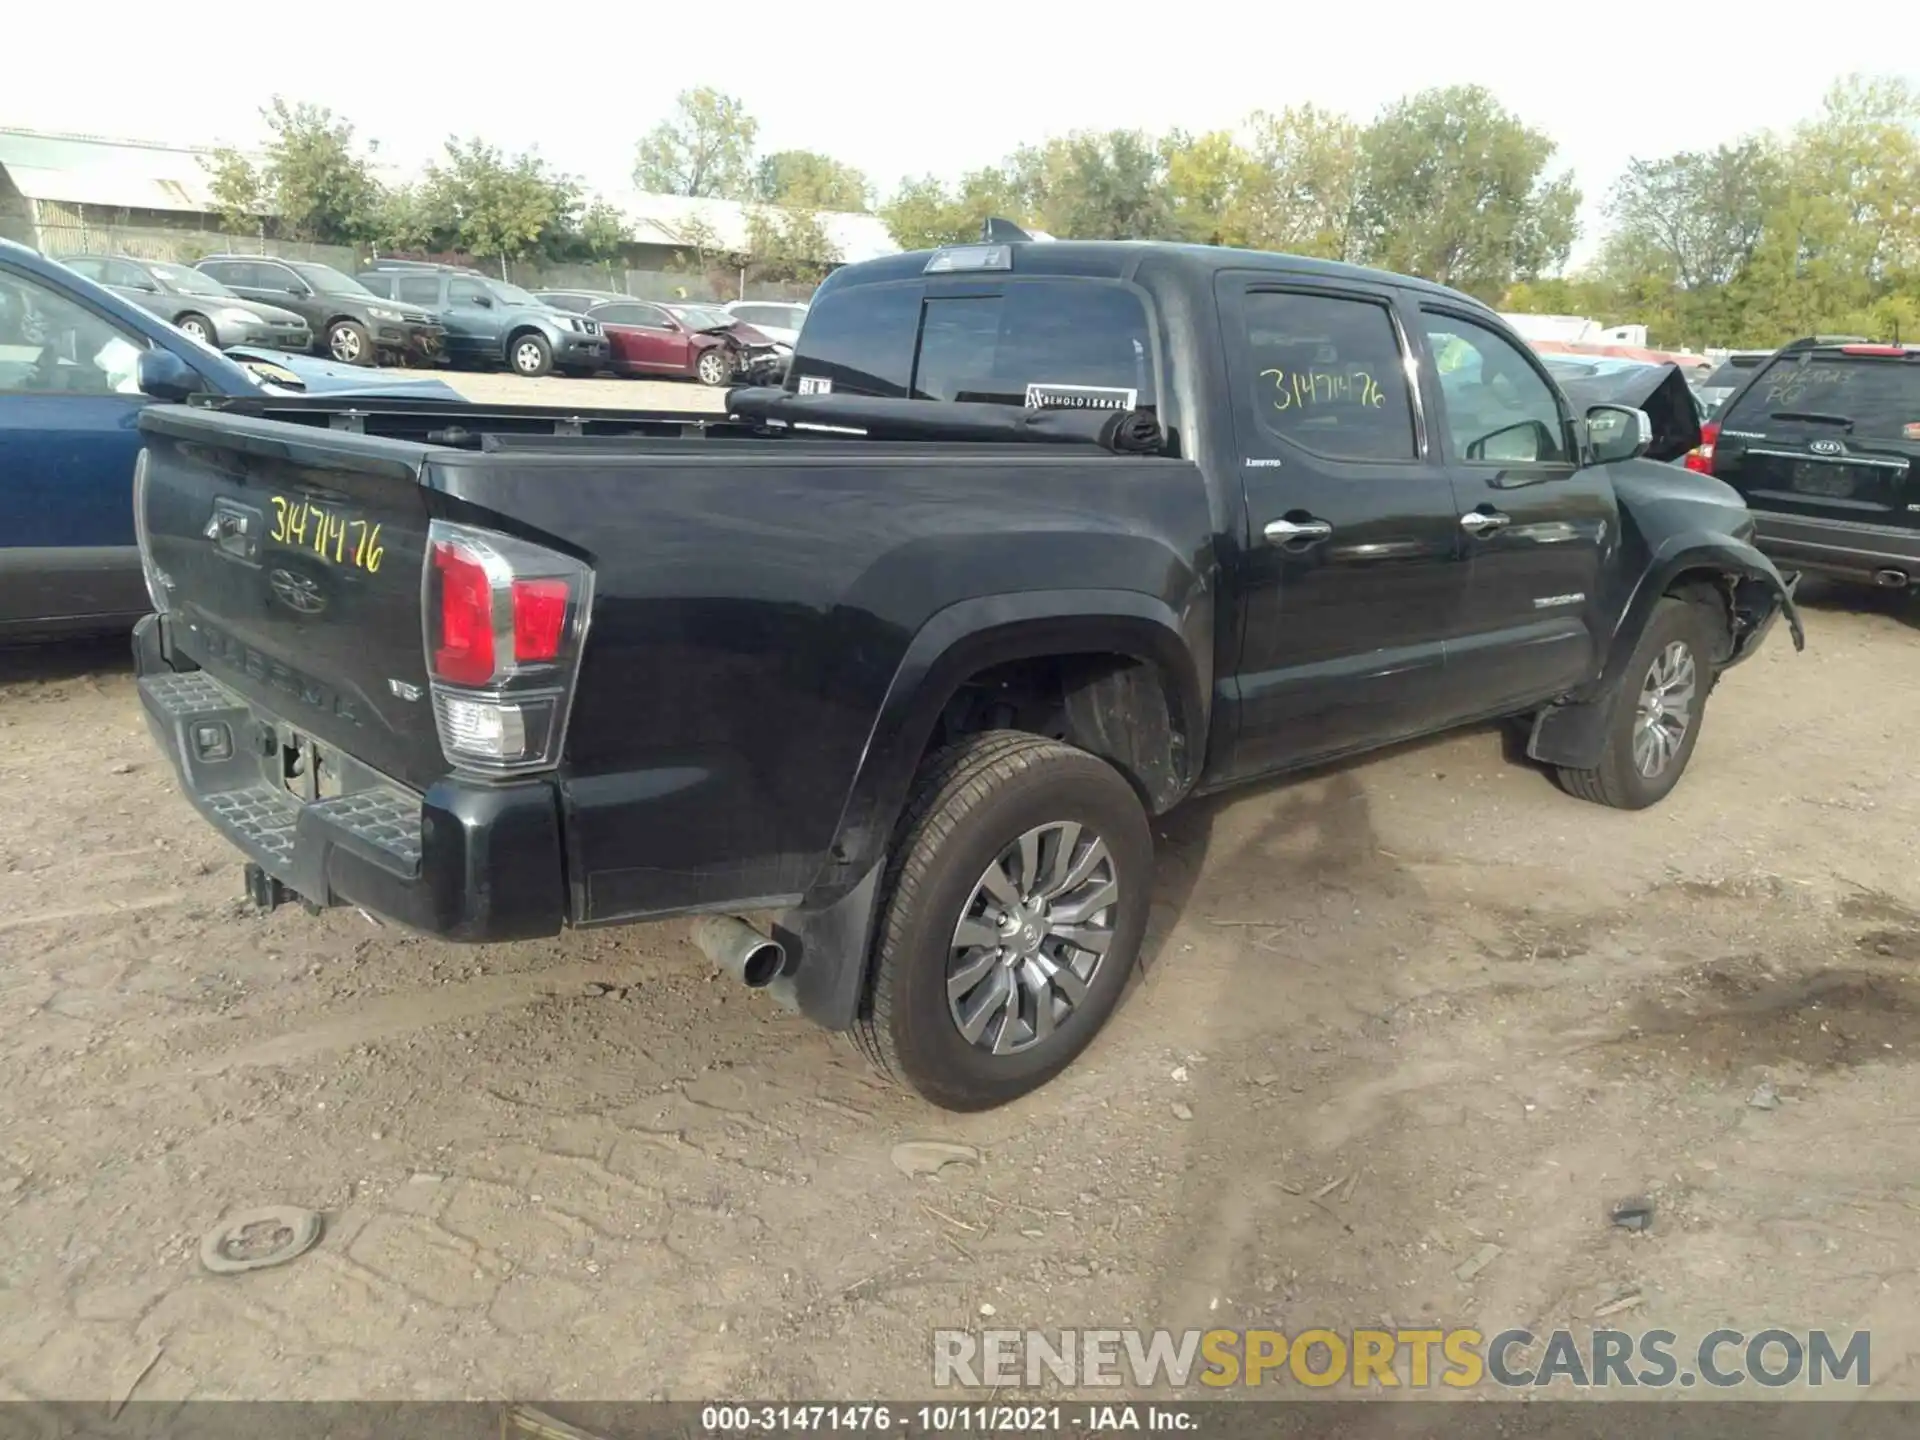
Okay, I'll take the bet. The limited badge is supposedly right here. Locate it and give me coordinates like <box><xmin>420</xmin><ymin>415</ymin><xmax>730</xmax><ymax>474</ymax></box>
<box><xmin>796</xmin><ymin>375</ymin><xmax>832</xmax><ymax>396</ymax></box>
<box><xmin>1024</xmin><ymin>382</ymin><xmax>1137</xmax><ymax>411</ymax></box>
<box><xmin>1904</xmin><ymin>422</ymin><xmax>1920</xmax><ymax>441</ymax></box>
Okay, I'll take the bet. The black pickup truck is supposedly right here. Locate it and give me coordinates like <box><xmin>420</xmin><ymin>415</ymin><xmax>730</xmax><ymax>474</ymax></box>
<box><xmin>129</xmin><ymin>237</ymin><xmax>1803</xmax><ymax>1110</ymax></box>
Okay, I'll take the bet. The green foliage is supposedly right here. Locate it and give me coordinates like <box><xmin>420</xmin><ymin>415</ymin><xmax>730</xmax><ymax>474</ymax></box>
<box><xmin>756</xmin><ymin>151</ymin><xmax>871</xmax><ymax>212</ymax></box>
<box><xmin>202</xmin><ymin>147</ymin><xmax>267</xmax><ymax>234</ymax></box>
<box><xmin>1354</xmin><ymin>85</ymin><xmax>1578</xmax><ymax>301</ymax></box>
<box><xmin>420</xmin><ymin>138</ymin><xmax>582</xmax><ymax>268</ymax></box>
<box><xmin>634</xmin><ymin>88</ymin><xmax>759</xmax><ymax>199</ymax></box>
<box><xmin>254</xmin><ymin>98</ymin><xmax>385</xmax><ymax>245</ymax></box>
<box><xmin>742</xmin><ymin>206</ymin><xmax>843</xmax><ymax>284</ymax></box>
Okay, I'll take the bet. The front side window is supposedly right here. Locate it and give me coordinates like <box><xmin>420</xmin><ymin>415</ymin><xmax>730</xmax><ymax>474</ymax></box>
<box><xmin>1421</xmin><ymin>311</ymin><xmax>1569</xmax><ymax>465</ymax></box>
<box><xmin>449</xmin><ymin>278</ymin><xmax>490</xmax><ymax>306</ymax></box>
<box><xmin>1231</xmin><ymin>289</ymin><xmax>1418</xmax><ymax>462</ymax></box>
<box><xmin>0</xmin><ymin>267</ymin><xmax>149</xmax><ymax>396</ymax></box>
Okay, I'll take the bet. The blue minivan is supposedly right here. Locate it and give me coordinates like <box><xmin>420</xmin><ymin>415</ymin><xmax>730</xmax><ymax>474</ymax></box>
<box><xmin>0</xmin><ymin>239</ymin><xmax>459</xmax><ymax>642</ymax></box>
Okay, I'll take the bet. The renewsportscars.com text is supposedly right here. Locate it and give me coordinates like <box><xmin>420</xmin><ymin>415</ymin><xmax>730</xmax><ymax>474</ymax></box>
<box><xmin>932</xmin><ymin>1327</ymin><xmax>1871</xmax><ymax>1391</ymax></box>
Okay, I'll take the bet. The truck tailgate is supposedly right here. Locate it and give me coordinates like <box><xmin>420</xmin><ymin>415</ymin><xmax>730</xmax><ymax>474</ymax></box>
<box><xmin>138</xmin><ymin>406</ymin><xmax>448</xmax><ymax>794</ymax></box>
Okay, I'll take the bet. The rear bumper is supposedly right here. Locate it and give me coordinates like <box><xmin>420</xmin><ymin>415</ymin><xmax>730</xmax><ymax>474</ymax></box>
<box><xmin>1752</xmin><ymin>510</ymin><xmax>1920</xmax><ymax>584</ymax></box>
<box><xmin>134</xmin><ymin>613</ymin><xmax>566</xmax><ymax>942</ymax></box>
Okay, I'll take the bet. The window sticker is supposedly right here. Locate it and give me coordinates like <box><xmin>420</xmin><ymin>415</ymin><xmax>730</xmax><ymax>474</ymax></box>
<box><xmin>1024</xmin><ymin>382</ymin><xmax>1137</xmax><ymax>412</ymax></box>
<box><xmin>797</xmin><ymin>375</ymin><xmax>832</xmax><ymax>396</ymax></box>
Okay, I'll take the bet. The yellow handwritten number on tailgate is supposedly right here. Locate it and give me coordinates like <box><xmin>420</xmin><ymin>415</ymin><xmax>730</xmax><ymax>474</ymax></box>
<box><xmin>269</xmin><ymin>496</ymin><xmax>384</xmax><ymax>574</ymax></box>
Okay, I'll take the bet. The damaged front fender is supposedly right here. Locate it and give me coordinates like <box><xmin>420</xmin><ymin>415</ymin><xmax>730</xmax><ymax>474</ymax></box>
<box><xmin>1528</xmin><ymin>531</ymin><xmax>1803</xmax><ymax>771</ymax></box>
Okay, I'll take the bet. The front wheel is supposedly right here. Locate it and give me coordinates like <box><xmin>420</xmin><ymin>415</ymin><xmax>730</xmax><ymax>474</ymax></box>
<box><xmin>510</xmin><ymin>333</ymin><xmax>554</xmax><ymax>377</ymax></box>
<box><xmin>1557</xmin><ymin>595</ymin><xmax>1721</xmax><ymax>809</ymax></box>
<box><xmin>177</xmin><ymin>313</ymin><xmax>215</xmax><ymax>346</ymax></box>
<box><xmin>695</xmin><ymin>348</ymin><xmax>731</xmax><ymax>386</ymax></box>
<box><xmin>855</xmin><ymin>731</ymin><xmax>1154</xmax><ymax>1111</ymax></box>
<box><xmin>327</xmin><ymin>320</ymin><xmax>372</xmax><ymax>367</ymax></box>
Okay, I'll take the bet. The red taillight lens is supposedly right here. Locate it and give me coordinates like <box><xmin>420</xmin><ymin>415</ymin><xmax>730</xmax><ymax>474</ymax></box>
<box><xmin>1840</xmin><ymin>344</ymin><xmax>1908</xmax><ymax>356</ymax></box>
<box><xmin>1685</xmin><ymin>420</ymin><xmax>1720</xmax><ymax>475</ymax></box>
<box><xmin>511</xmin><ymin>578</ymin><xmax>570</xmax><ymax>663</ymax></box>
<box><xmin>431</xmin><ymin>540</ymin><xmax>496</xmax><ymax>686</ymax></box>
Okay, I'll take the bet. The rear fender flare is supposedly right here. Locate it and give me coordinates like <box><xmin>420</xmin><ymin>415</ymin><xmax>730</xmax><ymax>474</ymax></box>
<box><xmin>767</xmin><ymin>589</ymin><xmax>1208</xmax><ymax>1031</ymax></box>
<box><xmin>1528</xmin><ymin>533</ymin><xmax>1803</xmax><ymax>769</ymax></box>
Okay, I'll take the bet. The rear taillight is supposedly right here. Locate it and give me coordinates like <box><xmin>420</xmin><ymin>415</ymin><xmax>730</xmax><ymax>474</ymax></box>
<box><xmin>1685</xmin><ymin>420</ymin><xmax>1720</xmax><ymax>475</ymax></box>
<box><xmin>422</xmin><ymin>521</ymin><xmax>593</xmax><ymax>774</ymax></box>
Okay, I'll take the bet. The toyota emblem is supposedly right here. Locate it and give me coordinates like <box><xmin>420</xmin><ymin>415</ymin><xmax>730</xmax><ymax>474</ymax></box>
<box><xmin>268</xmin><ymin>568</ymin><xmax>326</xmax><ymax>614</ymax></box>
<box><xmin>1808</xmin><ymin>438</ymin><xmax>1845</xmax><ymax>457</ymax></box>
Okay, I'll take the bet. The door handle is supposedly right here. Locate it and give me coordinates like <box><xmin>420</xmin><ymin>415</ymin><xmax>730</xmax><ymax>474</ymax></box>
<box><xmin>1264</xmin><ymin>517</ymin><xmax>1334</xmax><ymax>545</ymax></box>
<box><xmin>1460</xmin><ymin>510</ymin><xmax>1510</xmax><ymax>535</ymax></box>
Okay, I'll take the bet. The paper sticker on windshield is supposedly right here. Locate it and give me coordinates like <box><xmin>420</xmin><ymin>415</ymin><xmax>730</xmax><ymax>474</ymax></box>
<box><xmin>1905</xmin><ymin>422</ymin><xmax>1920</xmax><ymax>441</ymax></box>
<box><xmin>797</xmin><ymin>375</ymin><xmax>832</xmax><ymax>396</ymax></box>
<box><xmin>1025</xmin><ymin>382</ymin><xmax>1137</xmax><ymax>412</ymax></box>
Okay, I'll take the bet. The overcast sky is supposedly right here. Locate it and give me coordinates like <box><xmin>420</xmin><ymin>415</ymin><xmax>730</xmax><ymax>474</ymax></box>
<box><xmin>8</xmin><ymin>1</ymin><xmax>1916</xmax><ymax>267</ymax></box>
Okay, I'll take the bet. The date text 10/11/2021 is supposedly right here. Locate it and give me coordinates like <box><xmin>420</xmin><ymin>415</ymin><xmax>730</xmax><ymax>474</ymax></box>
<box><xmin>269</xmin><ymin>496</ymin><xmax>385</xmax><ymax>574</ymax></box>
<box><xmin>698</xmin><ymin>1406</ymin><xmax>1194</xmax><ymax>1432</ymax></box>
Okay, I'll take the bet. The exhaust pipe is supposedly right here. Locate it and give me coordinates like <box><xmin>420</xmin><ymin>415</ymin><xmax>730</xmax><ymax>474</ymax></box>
<box><xmin>691</xmin><ymin>915</ymin><xmax>784</xmax><ymax>989</ymax></box>
<box><xmin>1874</xmin><ymin>568</ymin><xmax>1909</xmax><ymax>589</ymax></box>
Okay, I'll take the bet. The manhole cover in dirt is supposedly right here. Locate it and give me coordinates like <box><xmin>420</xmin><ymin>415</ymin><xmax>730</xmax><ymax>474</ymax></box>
<box><xmin>199</xmin><ymin>1206</ymin><xmax>323</xmax><ymax>1274</ymax></box>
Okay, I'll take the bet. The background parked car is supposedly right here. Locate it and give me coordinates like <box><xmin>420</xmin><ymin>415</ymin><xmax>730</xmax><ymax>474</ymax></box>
<box><xmin>0</xmin><ymin>240</ymin><xmax>457</xmax><ymax>642</ymax></box>
<box><xmin>194</xmin><ymin>255</ymin><xmax>443</xmax><ymax>367</ymax></box>
<box><xmin>56</xmin><ymin>255</ymin><xmax>311</xmax><ymax>353</ymax></box>
<box><xmin>664</xmin><ymin>303</ymin><xmax>789</xmax><ymax>381</ymax></box>
<box><xmin>361</xmin><ymin>263</ymin><xmax>606</xmax><ymax>377</ymax></box>
<box><xmin>723</xmin><ymin>299</ymin><xmax>808</xmax><ymax>348</ymax></box>
<box><xmin>581</xmin><ymin>299</ymin><xmax>764</xmax><ymax>386</ymax></box>
<box><xmin>533</xmin><ymin>288</ymin><xmax>631</xmax><ymax>315</ymax></box>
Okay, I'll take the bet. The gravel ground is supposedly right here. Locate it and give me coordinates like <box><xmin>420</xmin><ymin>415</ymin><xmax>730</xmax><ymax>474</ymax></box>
<box><xmin>0</xmin><ymin>581</ymin><xmax>1916</xmax><ymax>1404</ymax></box>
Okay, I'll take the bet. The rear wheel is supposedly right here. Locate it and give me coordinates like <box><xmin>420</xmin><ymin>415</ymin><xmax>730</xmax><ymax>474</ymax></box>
<box><xmin>327</xmin><ymin>320</ymin><xmax>372</xmax><ymax>367</ymax></box>
<box><xmin>510</xmin><ymin>332</ymin><xmax>553</xmax><ymax>377</ymax></box>
<box><xmin>855</xmin><ymin>731</ymin><xmax>1153</xmax><ymax>1111</ymax></box>
<box><xmin>1557</xmin><ymin>596</ymin><xmax>1720</xmax><ymax>809</ymax></box>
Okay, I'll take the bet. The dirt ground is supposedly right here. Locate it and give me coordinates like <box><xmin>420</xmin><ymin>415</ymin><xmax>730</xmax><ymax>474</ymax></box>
<box><xmin>2</xmin><ymin>580</ymin><xmax>1918</xmax><ymax>1405</ymax></box>
<box><xmin>392</xmin><ymin>365</ymin><xmax>730</xmax><ymax>415</ymax></box>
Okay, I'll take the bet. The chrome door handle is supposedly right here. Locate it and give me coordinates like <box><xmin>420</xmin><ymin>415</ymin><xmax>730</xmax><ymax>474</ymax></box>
<box><xmin>1264</xmin><ymin>517</ymin><xmax>1334</xmax><ymax>545</ymax></box>
<box><xmin>1460</xmin><ymin>510</ymin><xmax>1510</xmax><ymax>535</ymax></box>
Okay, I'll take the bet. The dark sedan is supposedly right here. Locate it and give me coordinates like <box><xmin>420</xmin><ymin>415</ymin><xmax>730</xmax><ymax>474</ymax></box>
<box><xmin>57</xmin><ymin>255</ymin><xmax>312</xmax><ymax>352</ymax></box>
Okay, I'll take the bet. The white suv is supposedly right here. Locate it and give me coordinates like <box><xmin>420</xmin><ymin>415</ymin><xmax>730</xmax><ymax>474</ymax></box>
<box><xmin>723</xmin><ymin>301</ymin><xmax>808</xmax><ymax>349</ymax></box>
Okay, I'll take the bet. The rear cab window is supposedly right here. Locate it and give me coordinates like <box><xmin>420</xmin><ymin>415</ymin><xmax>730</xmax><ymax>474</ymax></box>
<box><xmin>788</xmin><ymin>277</ymin><xmax>1156</xmax><ymax>413</ymax></box>
<box><xmin>1717</xmin><ymin>346</ymin><xmax>1920</xmax><ymax>517</ymax></box>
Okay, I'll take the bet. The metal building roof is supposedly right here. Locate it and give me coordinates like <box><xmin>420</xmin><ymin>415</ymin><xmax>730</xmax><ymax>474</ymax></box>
<box><xmin>0</xmin><ymin>128</ymin><xmax>255</xmax><ymax>211</ymax></box>
<box><xmin>611</xmin><ymin>190</ymin><xmax>899</xmax><ymax>265</ymax></box>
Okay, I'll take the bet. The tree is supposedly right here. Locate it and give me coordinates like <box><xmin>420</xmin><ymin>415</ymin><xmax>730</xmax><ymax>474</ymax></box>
<box><xmin>202</xmin><ymin>148</ymin><xmax>267</xmax><ymax>234</ymax></box>
<box><xmin>634</xmin><ymin>88</ymin><xmax>759</xmax><ymax>199</ymax></box>
<box><xmin>253</xmin><ymin>98</ymin><xmax>384</xmax><ymax>245</ymax></box>
<box><xmin>1161</xmin><ymin>129</ymin><xmax>1263</xmax><ymax>248</ymax></box>
<box><xmin>575</xmin><ymin>199</ymin><xmax>632</xmax><ymax>263</ymax></box>
<box><xmin>1238</xmin><ymin>105</ymin><xmax>1363</xmax><ymax>259</ymax></box>
<box><xmin>755</xmin><ymin>150</ymin><xmax>870</xmax><ymax>212</ymax></box>
<box><xmin>743</xmin><ymin>205</ymin><xmax>842</xmax><ymax>284</ymax></box>
<box><xmin>424</xmin><ymin>138</ymin><xmax>581</xmax><ymax>273</ymax></box>
<box><xmin>1354</xmin><ymin>85</ymin><xmax>1579</xmax><ymax>300</ymax></box>
<box><xmin>1013</xmin><ymin>130</ymin><xmax>1175</xmax><ymax>240</ymax></box>
<box><xmin>879</xmin><ymin>167</ymin><xmax>1028</xmax><ymax>250</ymax></box>
<box><xmin>1604</xmin><ymin>140</ymin><xmax>1782</xmax><ymax>292</ymax></box>
<box><xmin>368</xmin><ymin>183</ymin><xmax>441</xmax><ymax>253</ymax></box>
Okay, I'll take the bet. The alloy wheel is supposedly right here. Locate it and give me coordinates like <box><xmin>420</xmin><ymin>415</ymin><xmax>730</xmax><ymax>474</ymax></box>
<box><xmin>945</xmin><ymin>821</ymin><xmax>1118</xmax><ymax>1056</ymax></box>
<box><xmin>1632</xmin><ymin>639</ymin><xmax>1696</xmax><ymax>778</ymax></box>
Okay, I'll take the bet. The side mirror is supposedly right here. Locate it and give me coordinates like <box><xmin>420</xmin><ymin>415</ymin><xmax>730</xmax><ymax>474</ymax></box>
<box><xmin>471</xmin><ymin>295</ymin><xmax>493</xmax><ymax>308</ymax></box>
<box><xmin>1586</xmin><ymin>403</ymin><xmax>1654</xmax><ymax>464</ymax></box>
<box><xmin>286</xmin><ymin>282</ymin><xmax>311</xmax><ymax>297</ymax></box>
<box><xmin>1466</xmin><ymin>418</ymin><xmax>1556</xmax><ymax>464</ymax></box>
<box><xmin>137</xmin><ymin>348</ymin><xmax>206</xmax><ymax>402</ymax></box>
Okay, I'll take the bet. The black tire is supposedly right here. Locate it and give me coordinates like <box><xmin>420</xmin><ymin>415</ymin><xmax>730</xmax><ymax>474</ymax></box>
<box><xmin>695</xmin><ymin>347</ymin><xmax>731</xmax><ymax>386</ymax></box>
<box><xmin>509</xmin><ymin>332</ymin><xmax>553</xmax><ymax>378</ymax></box>
<box><xmin>176</xmin><ymin>313</ymin><xmax>216</xmax><ymax>346</ymax></box>
<box><xmin>855</xmin><ymin>730</ymin><xmax>1154</xmax><ymax>1111</ymax></box>
<box><xmin>327</xmin><ymin>320</ymin><xmax>373</xmax><ymax>367</ymax></box>
<box><xmin>1557</xmin><ymin>595</ymin><xmax>1721</xmax><ymax>810</ymax></box>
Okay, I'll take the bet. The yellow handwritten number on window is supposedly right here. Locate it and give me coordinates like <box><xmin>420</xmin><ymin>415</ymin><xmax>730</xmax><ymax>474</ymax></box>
<box><xmin>1260</xmin><ymin>368</ymin><xmax>1384</xmax><ymax>412</ymax></box>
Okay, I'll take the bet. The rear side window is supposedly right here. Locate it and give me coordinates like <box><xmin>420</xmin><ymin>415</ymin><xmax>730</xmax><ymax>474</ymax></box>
<box><xmin>788</xmin><ymin>279</ymin><xmax>1154</xmax><ymax>409</ymax></box>
<box><xmin>396</xmin><ymin>276</ymin><xmax>440</xmax><ymax>307</ymax></box>
<box><xmin>1721</xmin><ymin>354</ymin><xmax>1920</xmax><ymax>440</ymax></box>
